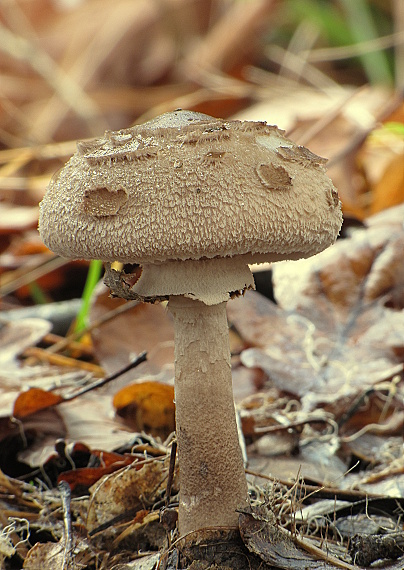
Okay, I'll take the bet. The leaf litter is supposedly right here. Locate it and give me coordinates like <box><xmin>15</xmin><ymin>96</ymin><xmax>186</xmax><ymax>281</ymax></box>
<box><xmin>1</xmin><ymin>1</ymin><xmax>404</xmax><ymax>567</ymax></box>
<box><xmin>0</xmin><ymin>207</ymin><xmax>402</xmax><ymax>568</ymax></box>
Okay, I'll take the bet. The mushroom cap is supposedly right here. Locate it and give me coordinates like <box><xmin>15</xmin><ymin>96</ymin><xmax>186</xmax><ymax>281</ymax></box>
<box><xmin>39</xmin><ymin>110</ymin><xmax>342</xmax><ymax>268</ymax></box>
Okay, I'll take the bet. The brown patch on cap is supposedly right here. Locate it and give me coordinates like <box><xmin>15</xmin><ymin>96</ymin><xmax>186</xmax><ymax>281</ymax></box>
<box><xmin>256</xmin><ymin>163</ymin><xmax>292</xmax><ymax>191</ymax></box>
<box><xmin>276</xmin><ymin>145</ymin><xmax>328</xmax><ymax>166</ymax></box>
<box><xmin>83</xmin><ymin>187</ymin><xmax>128</xmax><ymax>216</ymax></box>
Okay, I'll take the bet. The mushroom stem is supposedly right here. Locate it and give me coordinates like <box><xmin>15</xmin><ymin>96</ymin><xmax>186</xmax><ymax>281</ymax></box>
<box><xmin>168</xmin><ymin>295</ymin><xmax>248</xmax><ymax>537</ymax></box>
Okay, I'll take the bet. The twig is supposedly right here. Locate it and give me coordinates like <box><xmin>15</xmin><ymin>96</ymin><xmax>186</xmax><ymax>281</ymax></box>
<box><xmin>43</xmin><ymin>333</ymin><xmax>94</xmax><ymax>358</ymax></box>
<box><xmin>266</xmin><ymin>44</ymin><xmax>342</xmax><ymax>91</ymax></box>
<box><xmin>291</xmin><ymin>85</ymin><xmax>369</xmax><ymax>147</ymax></box>
<box><xmin>58</xmin><ymin>481</ymin><xmax>73</xmax><ymax>570</ymax></box>
<box><xmin>292</xmin><ymin>532</ymin><xmax>357</xmax><ymax>569</ymax></box>
<box><xmin>23</xmin><ymin>347</ymin><xmax>105</xmax><ymax>377</ymax></box>
<box><xmin>63</xmin><ymin>352</ymin><xmax>147</xmax><ymax>401</ymax></box>
<box><xmin>0</xmin><ymin>23</ymin><xmax>102</xmax><ymax>139</ymax></box>
<box><xmin>245</xmin><ymin>468</ymin><xmax>383</xmax><ymax>502</ymax></box>
<box><xmin>304</xmin><ymin>31</ymin><xmax>404</xmax><ymax>63</ymax></box>
<box><xmin>0</xmin><ymin>255</ymin><xmax>68</xmax><ymax>297</ymax></box>
<box><xmin>327</xmin><ymin>93</ymin><xmax>403</xmax><ymax>168</ymax></box>
<box><xmin>0</xmin><ymin>140</ymin><xmax>76</xmax><ymax>165</ymax></box>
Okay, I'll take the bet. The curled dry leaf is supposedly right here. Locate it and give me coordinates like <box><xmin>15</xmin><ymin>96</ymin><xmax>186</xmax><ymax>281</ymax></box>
<box><xmin>23</xmin><ymin>539</ymin><xmax>87</xmax><ymax>570</ymax></box>
<box><xmin>357</xmin><ymin>121</ymin><xmax>404</xmax><ymax>216</ymax></box>
<box><xmin>0</xmin><ymin>318</ymin><xmax>55</xmax><ymax>424</ymax></box>
<box><xmin>58</xmin><ymin>452</ymin><xmax>136</xmax><ymax>493</ymax></box>
<box><xmin>370</xmin><ymin>153</ymin><xmax>404</xmax><ymax>214</ymax></box>
<box><xmin>274</xmin><ymin>204</ymin><xmax>404</xmax><ymax>313</ymax></box>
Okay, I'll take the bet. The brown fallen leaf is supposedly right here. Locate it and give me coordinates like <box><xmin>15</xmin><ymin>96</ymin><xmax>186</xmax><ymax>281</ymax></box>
<box><xmin>239</xmin><ymin>505</ymin><xmax>354</xmax><ymax>569</ymax></box>
<box><xmin>11</xmin><ymin>354</ymin><xmax>146</xmax><ymax>423</ymax></box>
<box><xmin>86</xmin><ymin>457</ymin><xmax>173</xmax><ymax>535</ymax></box>
<box><xmin>370</xmin><ymin>153</ymin><xmax>404</xmax><ymax>214</ymax></box>
<box><xmin>23</xmin><ymin>542</ymin><xmax>69</xmax><ymax>570</ymax></box>
<box><xmin>13</xmin><ymin>387</ymin><xmax>64</xmax><ymax>419</ymax></box>
<box><xmin>357</xmin><ymin>119</ymin><xmax>404</xmax><ymax>216</ymax></box>
<box><xmin>58</xmin><ymin>458</ymin><xmax>135</xmax><ymax>493</ymax></box>
<box><xmin>231</xmin><ymin>207</ymin><xmax>404</xmax><ymax>413</ymax></box>
<box><xmin>90</xmin><ymin>283</ymin><xmax>174</xmax><ymax>380</ymax></box>
<box><xmin>0</xmin><ymin>318</ymin><xmax>51</xmax><ymax>365</ymax></box>
<box><xmin>23</xmin><ymin>538</ymin><xmax>88</xmax><ymax>570</ymax></box>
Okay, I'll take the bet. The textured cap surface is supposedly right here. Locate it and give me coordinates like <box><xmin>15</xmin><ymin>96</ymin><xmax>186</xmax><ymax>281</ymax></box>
<box><xmin>39</xmin><ymin>110</ymin><xmax>343</xmax><ymax>267</ymax></box>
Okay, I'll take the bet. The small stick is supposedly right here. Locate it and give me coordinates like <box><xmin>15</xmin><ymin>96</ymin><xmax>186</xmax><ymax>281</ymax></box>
<box><xmin>43</xmin><ymin>333</ymin><xmax>94</xmax><ymax>357</ymax></box>
<box><xmin>245</xmin><ymin>468</ymin><xmax>383</xmax><ymax>502</ymax></box>
<box><xmin>23</xmin><ymin>347</ymin><xmax>105</xmax><ymax>377</ymax></box>
<box><xmin>58</xmin><ymin>481</ymin><xmax>73</xmax><ymax>570</ymax></box>
<box><xmin>0</xmin><ymin>255</ymin><xmax>68</xmax><ymax>297</ymax></box>
<box><xmin>63</xmin><ymin>352</ymin><xmax>147</xmax><ymax>401</ymax></box>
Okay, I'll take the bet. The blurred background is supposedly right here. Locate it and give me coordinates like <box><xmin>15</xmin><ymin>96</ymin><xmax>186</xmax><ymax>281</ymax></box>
<box><xmin>1</xmin><ymin>6</ymin><xmax>404</xmax><ymax>564</ymax></box>
<box><xmin>0</xmin><ymin>0</ymin><xmax>403</xmax><ymax>303</ymax></box>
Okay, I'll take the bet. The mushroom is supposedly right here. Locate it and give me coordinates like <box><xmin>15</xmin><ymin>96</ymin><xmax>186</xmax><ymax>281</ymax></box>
<box><xmin>39</xmin><ymin>110</ymin><xmax>343</xmax><ymax>537</ymax></box>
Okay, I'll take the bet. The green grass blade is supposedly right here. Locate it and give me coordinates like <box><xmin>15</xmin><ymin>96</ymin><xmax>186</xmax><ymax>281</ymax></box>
<box><xmin>74</xmin><ymin>259</ymin><xmax>103</xmax><ymax>333</ymax></box>
<box><xmin>339</xmin><ymin>0</ymin><xmax>393</xmax><ymax>85</ymax></box>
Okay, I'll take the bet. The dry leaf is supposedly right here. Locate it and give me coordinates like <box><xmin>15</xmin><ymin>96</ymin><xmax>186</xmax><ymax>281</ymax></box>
<box><xmin>23</xmin><ymin>538</ymin><xmax>87</xmax><ymax>570</ymax></box>
<box><xmin>0</xmin><ymin>318</ymin><xmax>51</xmax><ymax>364</ymax></box>
<box><xmin>13</xmin><ymin>387</ymin><xmax>64</xmax><ymax>419</ymax></box>
<box><xmin>239</xmin><ymin>506</ymin><xmax>345</xmax><ymax>570</ymax></box>
<box><xmin>86</xmin><ymin>458</ymin><xmax>170</xmax><ymax>534</ymax></box>
<box><xmin>371</xmin><ymin>153</ymin><xmax>404</xmax><ymax>214</ymax></box>
<box><xmin>23</xmin><ymin>542</ymin><xmax>67</xmax><ymax>570</ymax></box>
<box><xmin>90</xmin><ymin>283</ymin><xmax>174</xmax><ymax>380</ymax></box>
<box><xmin>58</xmin><ymin>458</ymin><xmax>135</xmax><ymax>493</ymax></box>
<box><xmin>358</xmin><ymin>121</ymin><xmax>404</xmax><ymax>215</ymax></box>
<box><xmin>113</xmin><ymin>381</ymin><xmax>175</xmax><ymax>438</ymax></box>
<box><xmin>226</xmin><ymin>213</ymin><xmax>404</xmax><ymax>442</ymax></box>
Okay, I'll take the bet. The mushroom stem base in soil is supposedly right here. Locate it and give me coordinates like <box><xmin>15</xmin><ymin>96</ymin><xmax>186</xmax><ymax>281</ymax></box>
<box><xmin>168</xmin><ymin>295</ymin><xmax>248</xmax><ymax>536</ymax></box>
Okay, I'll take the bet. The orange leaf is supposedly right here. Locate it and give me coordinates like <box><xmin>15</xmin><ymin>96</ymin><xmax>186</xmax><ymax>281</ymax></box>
<box><xmin>113</xmin><ymin>381</ymin><xmax>175</xmax><ymax>437</ymax></box>
<box><xmin>58</xmin><ymin>458</ymin><xmax>134</xmax><ymax>492</ymax></box>
<box><xmin>13</xmin><ymin>388</ymin><xmax>64</xmax><ymax>419</ymax></box>
<box><xmin>58</xmin><ymin>466</ymin><xmax>120</xmax><ymax>491</ymax></box>
<box><xmin>371</xmin><ymin>153</ymin><xmax>404</xmax><ymax>214</ymax></box>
